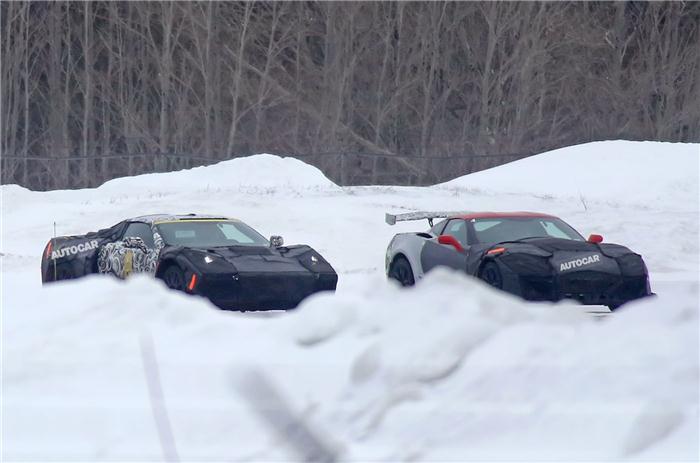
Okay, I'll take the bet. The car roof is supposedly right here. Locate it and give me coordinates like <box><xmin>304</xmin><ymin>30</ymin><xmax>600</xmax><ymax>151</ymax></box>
<box><xmin>452</xmin><ymin>211</ymin><xmax>558</xmax><ymax>220</ymax></box>
<box><xmin>129</xmin><ymin>214</ymin><xmax>234</xmax><ymax>224</ymax></box>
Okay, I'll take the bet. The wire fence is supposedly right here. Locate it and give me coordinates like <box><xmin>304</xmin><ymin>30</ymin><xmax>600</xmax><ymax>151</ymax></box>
<box><xmin>0</xmin><ymin>152</ymin><xmax>529</xmax><ymax>190</ymax></box>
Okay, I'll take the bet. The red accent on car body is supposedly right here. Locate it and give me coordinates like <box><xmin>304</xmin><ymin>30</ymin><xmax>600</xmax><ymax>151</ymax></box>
<box><xmin>187</xmin><ymin>273</ymin><xmax>198</xmax><ymax>292</ymax></box>
<box><xmin>587</xmin><ymin>234</ymin><xmax>604</xmax><ymax>244</ymax></box>
<box><xmin>438</xmin><ymin>235</ymin><xmax>464</xmax><ymax>252</ymax></box>
<box><xmin>454</xmin><ymin>211</ymin><xmax>558</xmax><ymax>220</ymax></box>
<box><xmin>487</xmin><ymin>247</ymin><xmax>506</xmax><ymax>255</ymax></box>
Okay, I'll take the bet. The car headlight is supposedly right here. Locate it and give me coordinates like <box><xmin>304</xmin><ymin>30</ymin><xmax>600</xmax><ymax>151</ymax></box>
<box><xmin>184</xmin><ymin>250</ymin><xmax>234</xmax><ymax>273</ymax></box>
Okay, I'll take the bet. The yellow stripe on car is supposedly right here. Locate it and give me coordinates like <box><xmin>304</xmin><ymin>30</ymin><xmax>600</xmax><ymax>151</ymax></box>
<box><xmin>123</xmin><ymin>250</ymin><xmax>133</xmax><ymax>277</ymax></box>
<box><xmin>154</xmin><ymin>219</ymin><xmax>240</xmax><ymax>225</ymax></box>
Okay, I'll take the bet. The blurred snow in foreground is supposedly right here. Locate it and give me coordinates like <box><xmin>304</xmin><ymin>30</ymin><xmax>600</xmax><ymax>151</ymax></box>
<box><xmin>2</xmin><ymin>140</ymin><xmax>698</xmax><ymax>460</ymax></box>
<box><xmin>3</xmin><ymin>272</ymin><xmax>697</xmax><ymax>461</ymax></box>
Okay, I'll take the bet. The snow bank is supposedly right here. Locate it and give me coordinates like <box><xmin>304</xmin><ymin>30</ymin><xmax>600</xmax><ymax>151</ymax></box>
<box><xmin>0</xmin><ymin>154</ymin><xmax>338</xmax><ymax>216</ymax></box>
<box><xmin>3</xmin><ymin>271</ymin><xmax>697</xmax><ymax>461</ymax></box>
<box><xmin>441</xmin><ymin>141</ymin><xmax>699</xmax><ymax>204</ymax></box>
<box><xmin>98</xmin><ymin>153</ymin><xmax>340</xmax><ymax>195</ymax></box>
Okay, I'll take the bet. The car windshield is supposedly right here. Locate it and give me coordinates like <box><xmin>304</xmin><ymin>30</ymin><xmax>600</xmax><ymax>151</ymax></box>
<box><xmin>155</xmin><ymin>220</ymin><xmax>269</xmax><ymax>247</ymax></box>
<box><xmin>471</xmin><ymin>217</ymin><xmax>584</xmax><ymax>243</ymax></box>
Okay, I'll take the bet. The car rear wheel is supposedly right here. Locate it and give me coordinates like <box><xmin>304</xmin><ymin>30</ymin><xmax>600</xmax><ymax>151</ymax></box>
<box><xmin>480</xmin><ymin>262</ymin><xmax>503</xmax><ymax>289</ymax></box>
<box><xmin>162</xmin><ymin>265</ymin><xmax>185</xmax><ymax>291</ymax></box>
<box><xmin>389</xmin><ymin>256</ymin><xmax>415</xmax><ymax>287</ymax></box>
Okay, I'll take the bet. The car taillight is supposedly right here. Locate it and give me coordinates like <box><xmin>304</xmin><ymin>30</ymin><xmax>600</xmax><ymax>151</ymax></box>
<box><xmin>44</xmin><ymin>240</ymin><xmax>53</xmax><ymax>259</ymax></box>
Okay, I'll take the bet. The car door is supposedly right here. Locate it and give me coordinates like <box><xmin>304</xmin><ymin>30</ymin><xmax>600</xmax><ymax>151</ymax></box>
<box><xmin>420</xmin><ymin>219</ymin><xmax>470</xmax><ymax>274</ymax></box>
<box><xmin>121</xmin><ymin>222</ymin><xmax>160</xmax><ymax>276</ymax></box>
<box><xmin>98</xmin><ymin>222</ymin><xmax>158</xmax><ymax>278</ymax></box>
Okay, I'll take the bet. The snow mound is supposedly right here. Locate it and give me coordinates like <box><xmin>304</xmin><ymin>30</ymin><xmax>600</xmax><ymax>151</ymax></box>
<box><xmin>441</xmin><ymin>141</ymin><xmax>700</xmax><ymax>203</ymax></box>
<box><xmin>3</xmin><ymin>270</ymin><xmax>697</xmax><ymax>461</ymax></box>
<box><xmin>93</xmin><ymin>153</ymin><xmax>339</xmax><ymax>195</ymax></box>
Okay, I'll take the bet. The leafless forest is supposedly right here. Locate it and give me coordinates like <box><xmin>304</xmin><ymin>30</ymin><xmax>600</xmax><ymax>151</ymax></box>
<box><xmin>2</xmin><ymin>1</ymin><xmax>699</xmax><ymax>190</ymax></box>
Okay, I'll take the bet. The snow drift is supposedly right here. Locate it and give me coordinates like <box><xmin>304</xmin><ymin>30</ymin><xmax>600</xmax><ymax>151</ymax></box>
<box><xmin>441</xmin><ymin>140</ymin><xmax>699</xmax><ymax>205</ymax></box>
<box><xmin>2</xmin><ymin>140</ymin><xmax>698</xmax><ymax>461</ymax></box>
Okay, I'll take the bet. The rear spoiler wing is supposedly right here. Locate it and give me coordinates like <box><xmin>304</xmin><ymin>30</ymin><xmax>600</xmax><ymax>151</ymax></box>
<box><xmin>385</xmin><ymin>211</ymin><xmax>469</xmax><ymax>227</ymax></box>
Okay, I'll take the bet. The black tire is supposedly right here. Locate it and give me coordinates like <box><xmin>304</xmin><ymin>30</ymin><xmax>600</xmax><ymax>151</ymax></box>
<box><xmin>162</xmin><ymin>265</ymin><xmax>185</xmax><ymax>291</ymax></box>
<box><xmin>479</xmin><ymin>261</ymin><xmax>503</xmax><ymax>289</ymax></box>
<box><xmin>389</xmin><ymin>256</ymin><xmax>415</xmax><ymax>287</ymax></box>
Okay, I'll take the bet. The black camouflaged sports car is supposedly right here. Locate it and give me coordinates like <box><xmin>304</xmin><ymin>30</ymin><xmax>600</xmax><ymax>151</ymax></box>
<box><xmin>41</xmin><ymin>214</ymin><xmax>337</xmax><ymax>310</ymax></box>
<box><xmin>385</xmin><ymin>211</ymin><xmax>653</xmax><ymax>310</ymax></box>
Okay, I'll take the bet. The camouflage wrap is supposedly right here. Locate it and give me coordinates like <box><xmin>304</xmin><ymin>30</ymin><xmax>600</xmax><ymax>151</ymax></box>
<box><xmin>97</xmin><ymin>237</ymin><xmax>157</xmax><ymax>278</ymax></box>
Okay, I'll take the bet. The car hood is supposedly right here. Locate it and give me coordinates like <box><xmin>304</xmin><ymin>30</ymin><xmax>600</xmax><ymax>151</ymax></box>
<box><xmin>501</xmin><ymin>237</ymin><xmax>597</xmax><ymax>253</ymax></box>
<box><xmin>187</xmin><ymin>245</ymin><xmax>335</xmax><ymax>275</ymax></box>
<box><xmin>494</xmin><ymin>238</ymin><xmax>641</xmax><ymax>276</ymax></box>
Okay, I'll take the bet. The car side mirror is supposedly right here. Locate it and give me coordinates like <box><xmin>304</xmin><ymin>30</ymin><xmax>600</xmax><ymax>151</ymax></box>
<box><xmin>270</xmin><ymin>235</ymin><xmax>284</xmax><ymax>247</ymax></box>
<box><xmin>437</xmin><ymin>235</ymin><xmax>464</xmax><ymax>252</ymax></box>
<box><xmin>587</xmin><ymin>234</ymin><xmax>604</xmax><ymax>244</ymax></box>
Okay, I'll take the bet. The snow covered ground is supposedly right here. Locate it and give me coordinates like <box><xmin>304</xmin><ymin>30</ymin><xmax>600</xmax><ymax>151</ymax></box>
<box><xmin>2</xmin><ymin>140</ymin><xmax>698</xmax><ymax>461</ymax></box>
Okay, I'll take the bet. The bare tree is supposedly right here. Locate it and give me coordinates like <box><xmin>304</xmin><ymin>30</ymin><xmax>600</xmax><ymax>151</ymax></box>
<box><xmin>2</xmin><ymin>1</ymin><xmax>698</xmax><ymax>190</ymax></box>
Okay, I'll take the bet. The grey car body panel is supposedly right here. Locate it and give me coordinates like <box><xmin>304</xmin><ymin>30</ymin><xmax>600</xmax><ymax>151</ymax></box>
<box><xmin>386</xmin><ymin>233</ymin><xmax>429</xmax><ymax>279</ymax></box>
<box><xmin>420</xmin><ymin>239</ymin><xmax>468</xmax><ymax>273</ymax></box>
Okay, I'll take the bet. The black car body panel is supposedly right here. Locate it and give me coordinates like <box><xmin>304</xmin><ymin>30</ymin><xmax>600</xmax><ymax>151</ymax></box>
<box><xmin>41</xmin><ymin>214</ymin><xmax>337</xmax><ymax>310</ymax></box>
<box><xmin>165</xmin><ymin>244</ymin><xmax>337</xmax><ymax>310</ymax></box>
<box><xmin>479</xmin><ymin>238</ymin><xmax>651</xmax><ymax>307</ymax></box>
<box><xmin>41</xmin><ymin>222</ymin><xmax>127</xmax><ymax>281</ymax></box>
